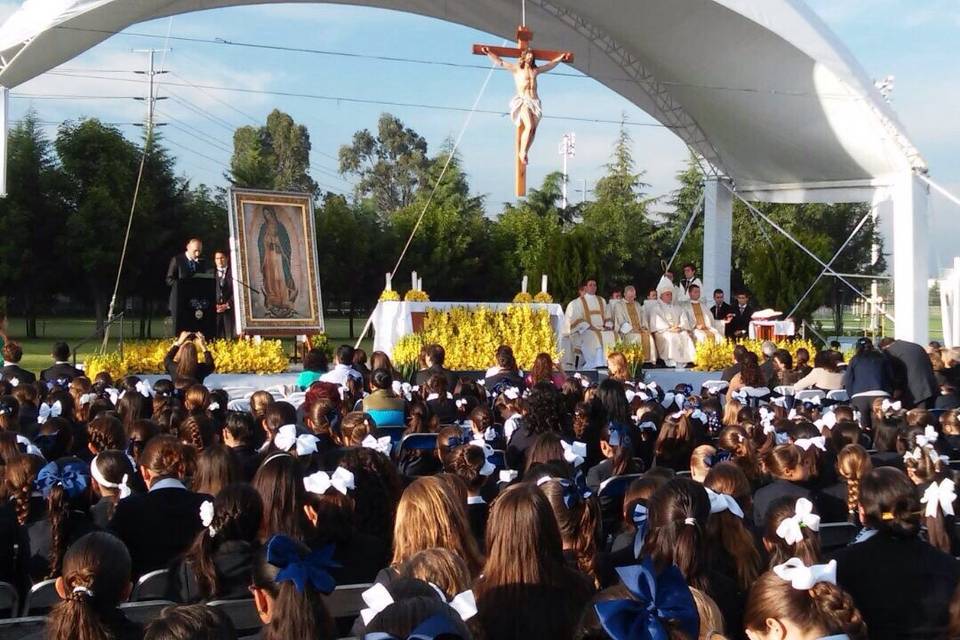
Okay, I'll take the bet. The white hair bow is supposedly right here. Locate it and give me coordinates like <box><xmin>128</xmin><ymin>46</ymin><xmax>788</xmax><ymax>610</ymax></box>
<box><xmin>8</xmin><ymin>377</ymin><xmax>18</xmax><ymax>388</ymax></box>
<box><xmin>763</xmin><ymin>423</ymin><xmax>777</xmax><ymax>436</ymax></box>
<box><xmin>90</xmin><ymin>454</ymin><xmax>131</xmax><ymax>499</ymax></box>
<box><xmin>561</xmin><ymin>440</ymin><xmax>588</xmax><ymax>467</ymax></box>
<box><xmin>499</xmin><ymin>469</ymin><xmax>518</xmax><ymax>483</ymax></box>
<box><xmin>208</xmin><ymin>401</ymin><xmax>220</xmax><ymax>411</ymax></box>
<box><xmin>455</xmin><ymin>398</ymin><xmax>468</xmax><ymax>409</ymax></box>
<box><xmin>814</xmin><ymin>413</ymin><xmax>838</xmax><ymax>431</ymax></box>
<box><xmin>705</xmin><ymin>487</ymin><xmax>744</xmax><ymax>518</ymax></box>
<box><xmin>922</xmin><ymin>478</ymin><xmax>956</xmax><ymax>518</ymax></box>
<box><xmin>637</xmin><ymin>420</ymin><xmax>658</xmax><ymax>432</ymax></box>
<box><xmin>104</xmin><ymin>388</ymin><xmax>120</xmax><ymax>405</ymax></box>
<box><xmin>391</xmin><ymin>380</ymin><xmax>413</xmax><ymax>401</ymax></box>
<box><xmin>79</xmin><ymin>393</ymin><xmax>97</xmax><ymax>407</ymax></box>
<box><xmin>16</xmin><ymin>434</ymin><xmax>44</xmax><ymax>458</ymax></box>
<box><xmin>37</xmin><ymin>401</ymin><xmax>62</xmax><ymax>424</ymax></box>
<box><xmin>661</xmin><ymin>392</ymin><xmax>684</xmax><ymax>410</ymax></box>
<box><xmin>773</xmin><ymin>558</ymin><xmax>837</xmax><ymax>590</ymax></box>
<box><xmin>483</xmin><ymin>426</ymin><xmax>497</xmax><ymax>442</ymax></box>
<box><xmin>361</xmin><ymin>434</ymin><xmax>392</xmax><ymax>456</ymax></box>
<box><xmin>795</xmin><ymin>436</ymin><xmax>827</xmax><ymax>452</ymax></box>
<box><xmin>199</xmin><ymin>500</ymin><xmax>217</xmax><ymax>537</ymax></box>
<box><xmin>360</xmin><ymin>583</ymin><xmax>394</xmax><ymax>625</ymax></box>
<box><xmin>273</xmin><ymin>424</ymin><xmax>319</xmax><ymax>456</ymax></box>
<box><xmin>304</xmin><ymin>467</ymin><xmax>355</xmax><ymax>495</ymax></box>
<box><xmin>689</xmin><ymin>409</ymin><xmax>707</xmax><ymax>424</ymax></box>
<box><xmin>881</xmin><ymin>398</ymin><xmax>902</xmax><ymax>413</ymax></box>
<box><xmin>770</xmin><ymin>396</ymin><xmax>789</xmax><ymax>408</ymax></box>
<box><xmin>504</xmin><ymin>387</ymin><xmax>520</xmax><ymax>400</ymax></box>
<box><xmin>625</xmin><ymin>389</ymin><xmax>636</xmax><ymax>404</ymax></box>
<box><xmin>135</xmin><ymin>379</ymin><xmax>154</xmax><ymax>398</ymax></box>
<box><xmin>469</xmin><ymin>438</ymin><xmax>497</xmax><ymax>476</ymax></box>
<box><xmin>916</xmin><ymin>425</ymin><xmax>939</xmax><ymax>448</ymax></box>
<box><xmin>903</xmin><ymin>445</ymin><xmax>944</xmax><ymax>466</ymax></box>
<box><xmin>424</xmin><ymin>583</ymin><xmax>477</xmax><ymax>621</ymax></box>
<box><xmin>775</xmin><ymin>498</ymin><xmax>821</xmax><ymax>545</ymax></box>
<box><xmin>503</xmin><ymin>414</ymin><xmax>521</xmax><ymax>441</ymax></box>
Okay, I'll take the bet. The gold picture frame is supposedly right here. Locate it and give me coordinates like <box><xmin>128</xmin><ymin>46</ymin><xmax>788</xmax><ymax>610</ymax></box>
<box><xmin>227</xmin><ymin>188</ymin><xmax>324</xmax><ymax>335</ymax></box>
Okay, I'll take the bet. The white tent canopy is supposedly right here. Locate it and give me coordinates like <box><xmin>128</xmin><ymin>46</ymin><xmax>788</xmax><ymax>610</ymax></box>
<box><xmin>0</xmin><ymin>0</ymin><xmax>932</xmax><ymax>342</ymax></box>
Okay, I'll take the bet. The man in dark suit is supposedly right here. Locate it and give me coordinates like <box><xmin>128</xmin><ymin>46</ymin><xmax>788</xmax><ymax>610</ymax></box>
<box><xmin>413</xmin><ymin>343</ymin><xmax>459</xmax><ymax>389</ymax></box>
<box><xmin>213</xmin><ymin>250</ymin><xmax>235</xmax><ymax>339</ymax></box>
<box><xmin>1</xmin><ymin>341</ymin><xmax>35</xmax><ymax>384</ymax></box>
<box><xmin>726</xmin><ymin>291</ymin><xmax>755</xmax><ymax>338</ymax></box>
<box><xmin>710</xmin><ymin>289</ymin><xmax>733</xmax><ymax>324</ymax></box>
<box><xmin>40</xmin><ymin>342</ymin><xmax>83</xmax><ymax>385</ymax></box>
<box><xmin>880</xmin><ymin>337</ymin><xmax>939</xmax><ymax>408</ymax></box>
<box><xmin>166</xmin><ymin>238</ymin><xmax>209</xmax><ymax>331</ymax></box>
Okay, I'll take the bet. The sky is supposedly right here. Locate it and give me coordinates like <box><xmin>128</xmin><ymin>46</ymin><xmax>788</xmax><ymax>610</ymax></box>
<box><xmin>1</xmin><ymin>0</ymin><xmax>958</xmax><ymax>276</ymax></box>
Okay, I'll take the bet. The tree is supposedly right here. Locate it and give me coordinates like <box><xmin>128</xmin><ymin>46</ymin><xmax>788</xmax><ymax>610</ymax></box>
<box><xmin>0</xmin><ymin>111</ymin><xmax>65</xmax><ymax>336</ymax></box>
<box><xmin>579</xmin><ymin>122</ymin><xmax>659</xmax><ymax>290</ymax></box>
<box><xmin>652</xmin><ymin>153</ymin><xmax>705</xmax><ymax>274</ymax></box>
<box><xmin>338</xmin><ymin>113</ymin><xmax>429</xmax><ymax>215</ymax></box>
<box><xmin>229</xmin><ymin>109</ymin><xmax>317</xmax><ymax>193</ymax></box>
<box><xmin>494</xmin><ymin>172</ymin><xmax>566</xmax><ymax>288</ymax></box>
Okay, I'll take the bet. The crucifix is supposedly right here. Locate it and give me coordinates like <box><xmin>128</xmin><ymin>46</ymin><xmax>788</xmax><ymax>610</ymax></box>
<box><xmin>473</xmin><ymin>26</ymin><xmax>574</xmax><ymax>197</ymax></box>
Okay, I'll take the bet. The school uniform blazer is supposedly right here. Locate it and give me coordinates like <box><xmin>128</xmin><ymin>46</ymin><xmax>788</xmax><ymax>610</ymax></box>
<box><xmin>413</xmin><ymin>364</ymin><xmax>458</xmax><ymax>390</ymax></box>
<box><xmin>835</xmin><ymin>531</ymin><xmax>960</xmax><ymax>640</ymax></box>
<box><xmin>109</xmin><ymin>480</ymin><xmax>212</xmax><ymax>577</ymax></box>
<box><xmin>0</xmin><ymin>363</ymin><xmax>35</xmax><ymax>384</ymax></box>
<box><xmin>39</xmin><ymin>362</ymin><xmax>84</xmax><ymax>384</ymax></box>
<box><xmin>752</xmin><ymin>479</ymin><xmax>812</xmax><ymax>529</ymax></box>
<box><xmin>168</xmin><ymin>540</ymin><xmax>257</xmax><ymax>603</ymax></box>
<box><xmin>883</xmin><ymin>339</ymin><xmax>940</xmax><ymax>407</ymax></box>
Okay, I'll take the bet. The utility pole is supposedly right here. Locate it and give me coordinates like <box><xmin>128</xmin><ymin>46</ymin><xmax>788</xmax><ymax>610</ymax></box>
<box><xmin>558</xmin><ymin>132</ymin><xmax>575</xmax><ymax>209</ymax></box>
<box><xmin>101</xmin><ymin>48</ymin><xmax>169</xmax><ymax>352</ymax></box>
<box><xmin>576</xmin><ymin>179</ymin><xmax>592</xmax><ymax>204</ymax></box>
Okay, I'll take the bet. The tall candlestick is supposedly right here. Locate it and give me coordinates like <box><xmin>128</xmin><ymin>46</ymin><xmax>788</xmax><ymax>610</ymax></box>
<box><xmin>411</xmin><ymin>271</ymin><xmax>418</xmax><ymax>291</ymax></box>
<box><xmin>521</xmin><ymin>275</ymin><xmax>528</xmax><ymax>293</ymax></box>
<box><xmin>385</xmin><ymin>272</ymin><xmax>392</xmax><ymax>291</ymax></box>
<box><xmin>541</xmin><ymin>274</ymin><xmax>548</xmax><ymax>293</ymax></box>
<box><xmin>417</xmin><ymin>277</ymin><xmax>423</xmax><ymax>292</ymax></box>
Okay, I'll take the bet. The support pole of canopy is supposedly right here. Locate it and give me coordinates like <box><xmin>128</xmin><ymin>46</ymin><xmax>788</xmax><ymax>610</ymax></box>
<box><xmin>665</xmin><ymin>191</ymin><xmax>704</xmax><ymax>273</ymax></box>
<box><xmin>0</xmin><ymin>87</ymin><xmax>8</xmax><ymax>197</ymax></box>
<box><xmin>886</xmin><ymin>172</ymin><xmax>929</xmax><ymax>344</ymax></box>
<box><xmin>702</xmin><ymin>177</ymin><xmax>732</xmax><ymax>301</ymax></box>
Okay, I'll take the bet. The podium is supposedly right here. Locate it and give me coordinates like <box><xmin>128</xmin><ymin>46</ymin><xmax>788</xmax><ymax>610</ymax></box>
<box><xmin>175</xmin><ymin>273</ymin><xmax>217</xmax><ymax>337</ymax></box>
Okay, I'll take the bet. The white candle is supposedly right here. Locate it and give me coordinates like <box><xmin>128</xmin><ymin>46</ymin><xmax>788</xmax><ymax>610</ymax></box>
<box><xmin>385</xmin><ymin>272</ymin><xmax>392</xmax><ymax>291</ymax></box>
<box><xmin>417</xmin><ymin>277</ymin><xmax>423</xmax><ymax>291</ymax></box>
<box><xmin>522</xmin><ymin>275</ymin><xmax>528</xmax><ymax>293</ymax></box>
<box><xmin>541</xmin><ymin>274</ymin><xmax>548</xmax><ymax>293</ymax></box>
<box><xmin>411</xmin><ymin>271</ymin><xmax>418</xmax><ymax>290</ymax></box>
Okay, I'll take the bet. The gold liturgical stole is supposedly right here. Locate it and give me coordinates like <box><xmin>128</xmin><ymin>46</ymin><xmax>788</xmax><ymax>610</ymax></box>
<box><xmin>626</xmin><ymin>303</ymin><xmax>642</xmax><ymax>331</ymax></box>
<box><xmin>691</xmin><ymin>302</ymin><xmax>705</xmax><ymax>327</ymax></box>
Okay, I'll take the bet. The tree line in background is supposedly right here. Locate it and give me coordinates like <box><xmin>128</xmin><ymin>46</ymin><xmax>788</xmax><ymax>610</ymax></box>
<box><xmin>0</xmin><ymin>108</ymin><xmax>885</xmax><ymax>338</ymax></box>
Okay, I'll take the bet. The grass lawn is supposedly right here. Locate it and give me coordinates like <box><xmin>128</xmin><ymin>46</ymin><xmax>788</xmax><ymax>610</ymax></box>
<box><xmin>3</xmin><ymin>316</ymin><xmax>374</xmax><ymax>374</ymax></box>
<box><xmin>809</xmin><ymin>305</ymin><xmax>943</xmax><ymax>341</ymax></box>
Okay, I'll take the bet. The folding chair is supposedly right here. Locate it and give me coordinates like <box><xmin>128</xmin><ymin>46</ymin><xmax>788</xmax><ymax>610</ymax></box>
<box><xmin>323</xmin><ymin>583</ymin><xmax>373</xmax><ymax>620</ymax></box>
<box><xmin>819</xmin><ymin>522</ymin><xmax>858</xmax><ymax>553</ymax></box>
<box><xmin>0</xmin><ymin>616</ymin><xmax>45</xmax><ymax>640</ymax></box>
<box><xmin>398</xmin><ymin>433</ymin><xmax>439</xmax><ymax>455</ymax></box>
<box><xmin>119</xmin><ymin>600</ymin><xmax>176</xmax><ymax>624</ymax></box>
<box><xmin>795</xmin><ymin>389</ymin><xmax>826</xmax><ymax>403</ymax></box>
<box><xmin>826</xmin><ymin>389</ymin><xmax>850</xmax><ymax>403</ymax></box>
<box><xmin>0</xmin><ymin>582</ymin><xmax>17</xmax><ymax>620</ymax></box>
<box><xmin>208</xmin><ymin>599</ymin><xmax>262</xmax><ymax>637</ymax></box>
<box><xmin>131</xmin><ymin>568</ymin><xmax>170</xmax><ymax>602</ymax></box>
<box><xmin>22</xmin><ymin>579</ymin><xmax>59</xmax><ymax>616</ymax></box>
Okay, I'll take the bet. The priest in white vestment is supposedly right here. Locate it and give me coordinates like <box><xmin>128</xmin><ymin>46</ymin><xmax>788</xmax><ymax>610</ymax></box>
<box><xmin>564</xmin><ymin>279</ymin><xmax>616</xmax><ymax>369</ymax></box>
<box><xmin>649</xmin><ymin>276</ymin><xmax>697</xmax><ymax>367</ymax></box>
<box><xmin>681</xmin><ymin>284</ymin><xmax>723</xmax><ymax>345</ymax></box>
<box><xmin>613</xmin><ymin>285</ymin><xmax>657</xmax><ymax>365</ymax></box>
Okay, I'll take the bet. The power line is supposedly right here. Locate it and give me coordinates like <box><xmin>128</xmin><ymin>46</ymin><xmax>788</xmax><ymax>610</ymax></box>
<box><xmin>11</xmin><ymin>94</ymin><xmax>141</xmax><ymax>99</ymax></box>
<box><xmin>45</xmin><ymin>71</ymin><xmax>676</xmax><ymax>128</ymax></box>
<box><xmin>164</xmin><ymin>136</ymin><xmax>227</xmax><ymax>165</ymax></box>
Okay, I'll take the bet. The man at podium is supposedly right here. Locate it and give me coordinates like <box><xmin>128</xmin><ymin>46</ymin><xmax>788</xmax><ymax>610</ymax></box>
<box><xmin>166</xmin><ymin>238</ymin><xmax>214</xmax><ymax>335</ymax></box>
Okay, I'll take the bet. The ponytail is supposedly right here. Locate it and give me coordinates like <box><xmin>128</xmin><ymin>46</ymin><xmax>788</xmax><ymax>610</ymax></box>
<box><xmin>47</xmin><ymin>483</ymin><xmax>68</xmax><ymax>578</ymax></box>
<box><xmin>836</xmin><ymin>445</ymin><xmax>872</xmax><ymax>524</ymax></box>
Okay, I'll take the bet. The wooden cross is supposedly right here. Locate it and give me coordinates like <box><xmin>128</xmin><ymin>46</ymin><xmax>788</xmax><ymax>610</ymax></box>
<box><xmin>473</xmin><ymin>26</ymin><xmax>574</xmax><ymax>197</ymax></box>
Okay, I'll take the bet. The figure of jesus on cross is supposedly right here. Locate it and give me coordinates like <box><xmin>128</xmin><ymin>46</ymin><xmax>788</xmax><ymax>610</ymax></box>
<box><xmin>474</xmin><ymin>27</ymin><xmax>573</xmax><ymax>196</ymax></box>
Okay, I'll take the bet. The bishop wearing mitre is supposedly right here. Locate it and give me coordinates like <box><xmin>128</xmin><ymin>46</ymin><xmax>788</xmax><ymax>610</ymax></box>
<box><xmin>682</xmin><ymin>283</ymin><xmax>724</xmax><ymax>345</ymax></box>
<box><xmin>613</xmin><ymin>285</ymin><xmax>657</xmax><ymax>365</ymax></box>
<box><xmin>650</xmin><ymin>276</ymin><xmax>697</xmax><ymax>367</ymax></box>
<box><xmin>564</xmin><ymin>278</ymin><xmax>616</xmax><ymax>369</ymax></box>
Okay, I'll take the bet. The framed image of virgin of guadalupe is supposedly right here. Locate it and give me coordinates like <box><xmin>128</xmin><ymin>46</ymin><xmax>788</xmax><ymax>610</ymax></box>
<box><xmin>227</xmin><ymin>188</ymin><xmax>324</xmax><ymax>335</ymax></box>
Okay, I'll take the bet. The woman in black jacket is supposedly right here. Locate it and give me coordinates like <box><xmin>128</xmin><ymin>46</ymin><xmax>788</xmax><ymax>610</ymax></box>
<box><xmin>843</xmin><ymin>337</ymin><xmax>893</xmax><ymax>430</ymax></box>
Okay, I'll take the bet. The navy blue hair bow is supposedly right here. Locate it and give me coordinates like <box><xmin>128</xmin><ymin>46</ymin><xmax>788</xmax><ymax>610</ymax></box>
<box><xmin>632</xmin><ymin>502</ymin><xmax>648</xmax><ymax>559</ymax></box>
<box><xmin>676</xmin><ymin>383</ymin><xmax>693</xmax><ymax>396</ymax></box>
<box><xmin>595</xmin><ymin>560</ymin><xmax>700</xmax><ymax>640</ymax></box>
<box><xmin>266</xmin><ymin>535</ymin><xmax>340</xmax><ymax>594</ymax></box>
<box><xmin>445</xmin><ymin>435</ymin><xmax>465</xmax><ymax>448</ymax></box>
<box><xmin>35</xmin><ymin>460</ymin><xmax>89</xmax><ymax>499</ymax></box>
<box><xmin>364</xmin><ymin>613</ymin><xmax>465</xmax><ymax>640</ymax></box>
<box><xmin>538</xmin><ymin>476</ymin><xmax>591</xmax><ymax>509</ymax></box>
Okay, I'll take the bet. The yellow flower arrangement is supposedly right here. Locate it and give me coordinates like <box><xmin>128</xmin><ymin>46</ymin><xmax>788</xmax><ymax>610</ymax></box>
<box><xmin>379</xmin><ymin>289</ymin><xmax>401</xmax><ymax>302</ymax></box>
<box><xmin>512</xmin><ymin>292</ymin><xmax>533</xmax><ymax>304</ymax></box>
<box><xmin>84</xmin><ymin>339</ymin><xmax>289</xmax><ymax>379</ymax></box>
<box><xmin>533</xmin><ymin>292</ymin><xmax>553</xmax><ymax>304</ymax></box>
<box><xmin>392</xmin><ymin>305</ymin><xmax>559</xmax><ymax>371</ymax></box>
<box><xmin>693</xmin><ymin>338</ymin><xmax>820</xmax><ymax>372</ymax></box>
<box><xmin>404</xmin><ymin>290</ymin><xmax>431</xmax><ymax>302</ymax></box>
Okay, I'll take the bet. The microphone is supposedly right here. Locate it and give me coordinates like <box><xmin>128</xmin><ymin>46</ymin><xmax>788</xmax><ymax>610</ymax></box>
<box><xmin>231</xmin><ymin>274</ymin><xmax>262</xmax><ymax>296</ymax></box>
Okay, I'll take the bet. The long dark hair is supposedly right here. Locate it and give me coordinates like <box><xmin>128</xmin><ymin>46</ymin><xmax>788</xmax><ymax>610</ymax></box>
<box><xmin>252</xmin><ymin>453</ymin><xmax>308</xmax><ymax>541</ymax></box>
<box><xmin>183</xmin><ymin>483</ymin><xmax>262</xmax><ymax>599</ymax></box>
<box><xmin>643</xmin><ymin>477</ymin><xmax>711</xmax><ymax>592</ymax></box>
<box><xmin>538</xmin><ymin>478</ymin><xmax>601</xmax><ymax>586</ymax></box>
<box><xmin>525</xmin><ymin>382</ymin><xmax>562</xmax><ymax>435</ymax></box>
<box><xmin>251</xmin><ymin>538</ymin><xmax>335</xmax><ymax>640</ymax></box>
<box><xmin>47</xmin><ymin>532</ymin><xmax>132</xmax><ymax>640</ymax></box>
